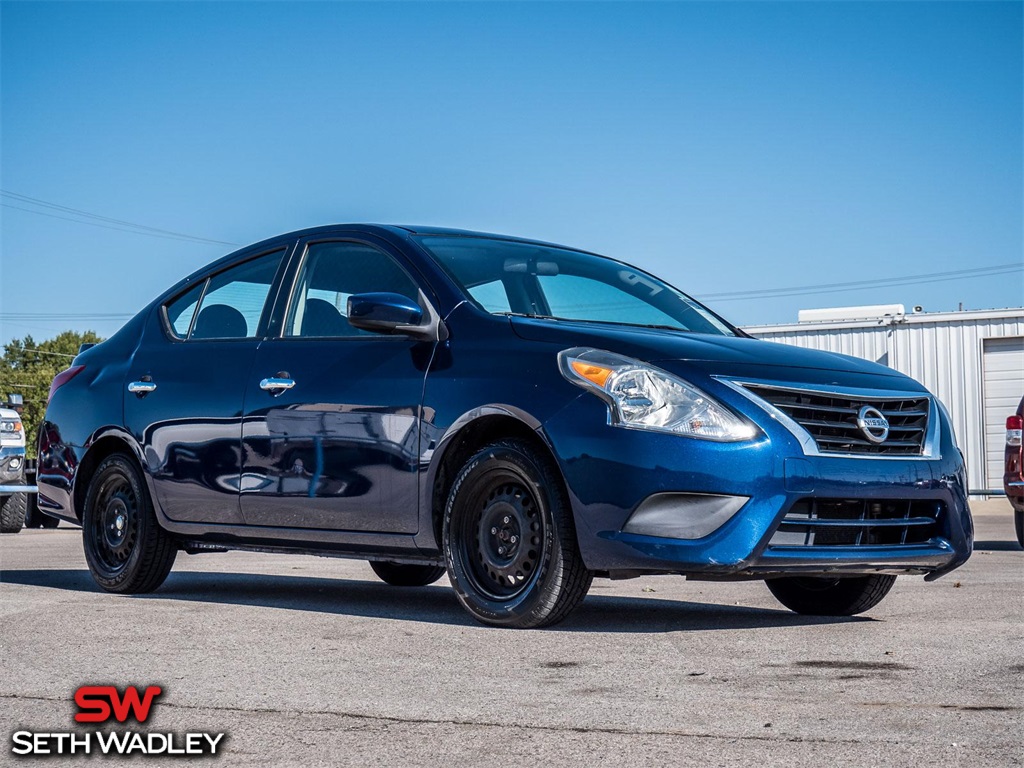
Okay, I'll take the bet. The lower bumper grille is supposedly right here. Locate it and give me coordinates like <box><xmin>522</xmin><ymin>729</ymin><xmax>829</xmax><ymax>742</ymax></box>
<box><xmin>769</xmin><ymin>498</ymin><xmax>943</xmax><ymax>547</ymax></box>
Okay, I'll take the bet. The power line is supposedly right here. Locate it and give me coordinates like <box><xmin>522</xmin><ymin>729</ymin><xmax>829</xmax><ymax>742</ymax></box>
<box><xmin>697</xmin><ymin>262</ymin><xmax>1022</xmax><ymax>301</ymax></box>
<box><xmin>1</xmin><ymin>190</ymin><xmax>238</xmax><ymax>246</ymax></box>
<box><xmin>1</xmin><ymin>313</ymin><xmax>131</xmax><ymax>321</ymax></box>
<box><xmin>2</xmin><ymin>313</ymin><xmax>129</xmax><ymax>318</ymax></box>
<box><xmin>0</xmin><ymin>203</ymin><xmax>227</xmax><ymax>245</ymax></box>
<box><xmin>1</xmin><ymin>348</ymin><xmax>79</xmax><ymax>359</ymax></box>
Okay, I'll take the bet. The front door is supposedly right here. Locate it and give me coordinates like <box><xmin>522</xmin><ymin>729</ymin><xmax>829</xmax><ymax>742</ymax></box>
<box><xmin>239</xmin><ymin>239</ymin><xmax>434</xmax><ymax>533</ymax></box>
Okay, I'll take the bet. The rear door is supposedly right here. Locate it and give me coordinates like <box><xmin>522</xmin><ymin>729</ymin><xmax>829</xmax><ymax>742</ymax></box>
<box><xmin>125</xmin><ymin>247</ymin><xmax>289</xmax><ymax>524</ymax></box>
<box><xmin>239</xmin><ymin>237</ymin><xmax>434</xmax><ymax>533</ymax></box>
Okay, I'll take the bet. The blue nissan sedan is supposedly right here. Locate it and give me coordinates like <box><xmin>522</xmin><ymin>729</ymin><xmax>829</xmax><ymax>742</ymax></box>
<box><xmin>38</xmin><ymin>225</ymin><xmax>973</xmax><ymax>627</ymax></box>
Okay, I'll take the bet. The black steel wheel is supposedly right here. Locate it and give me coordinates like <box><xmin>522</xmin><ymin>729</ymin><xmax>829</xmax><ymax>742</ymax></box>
<box><xmin>0</xmin><ymin>493</ymin><xmax>26</xmax><ymax>534</ymax></box>
<box><xmin>82</xmin><ymin>454</ymin><xmax>176</xmax><ymax>593</ymax></box>
<box><xmin>765</xmin><ymin>574</ymin><xmax>897</xmax><ymax>616</ymax></box>
<box><xmin>370</xmin><ymin>561</ymin><xmax>446</xmax><ymax>587</ymax></box>
<box><xmin>443</xmin><ymin>439</ymin><xmax>591</xmax><ymax>628</ymax></box>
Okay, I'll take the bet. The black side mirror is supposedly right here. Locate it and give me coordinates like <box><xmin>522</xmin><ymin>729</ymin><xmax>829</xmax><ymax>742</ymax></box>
<box><xmin>348</xmin><ymin>292</ymin><xmax>426</xmax><ymax>336</ymax></box>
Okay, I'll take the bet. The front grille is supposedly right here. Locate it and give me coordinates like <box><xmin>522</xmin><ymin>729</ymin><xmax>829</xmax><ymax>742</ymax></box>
<box><xmin>743</xmin><ymin>384</ymin><xmax>930</xmax><ymax>456</ymax></box>
<box><xmin>769</xmin><ymin>498</ymin><xmax>943</xmax><ymax>548</ymax></box>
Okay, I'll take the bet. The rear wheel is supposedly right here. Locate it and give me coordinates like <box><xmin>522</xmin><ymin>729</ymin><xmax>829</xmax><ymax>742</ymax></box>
<box><xmin>443</xmin><ymin>439</ymin><xmax>592</xmax><ymax>628</ymax></box>
<box><xmin>766</xmin><ymin>574</ymin><xmax>896</xmax><ymax>616</ymax></box>
<box><xmin>370</xmin><ymin>561</ymin><xmax>446</xmax><ymax>587</ymax></box>
<box><xmin>1015</xmin><ymin>509</ymin><xmax>1023</xmax><ymax>549</ymax></box>
<box><xmin>0</xmin><ymin>493</ymin><xmax>26</xmax><ymax>534</ymax></box>
<box><xmin>82</xmin><ymin>454</ymin><xmax>177</xmax><ymax>593</ymax></box>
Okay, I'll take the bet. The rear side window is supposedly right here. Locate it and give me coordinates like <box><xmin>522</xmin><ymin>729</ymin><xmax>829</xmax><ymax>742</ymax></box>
<box><xmin>164</xmin><ymin>249</ymin><xmax>285</xmax><ymax>340</ymax></box>
<box><xmin>165</xmin><ymin>281</ymin><xmax>204</xmax><ymax>338</ymax></box>
<box><xmin>285</xmin><ymin>242</ymin><xmax>419</xmax><ymax>338</ymax></box>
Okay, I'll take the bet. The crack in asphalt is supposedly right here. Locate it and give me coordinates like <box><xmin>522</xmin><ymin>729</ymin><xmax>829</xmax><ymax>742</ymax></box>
<box><xmin>2</xmin><ymin>692</ymin><xmax>854</xmax><ymax>745</ymax></box>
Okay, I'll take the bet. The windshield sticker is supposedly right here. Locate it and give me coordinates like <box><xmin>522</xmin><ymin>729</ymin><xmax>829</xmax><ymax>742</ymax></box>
<box><xmin>619</xmin><ymin>270</ymin><xmax>663</xmax><ymax>297</ymax></box>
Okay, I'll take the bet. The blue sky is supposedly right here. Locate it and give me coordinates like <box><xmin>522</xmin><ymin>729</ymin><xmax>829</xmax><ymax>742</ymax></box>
<box><xmin>1</xmin><ymin>1</ymin><xmax>1021</xmax><ymax>343</ymax></box>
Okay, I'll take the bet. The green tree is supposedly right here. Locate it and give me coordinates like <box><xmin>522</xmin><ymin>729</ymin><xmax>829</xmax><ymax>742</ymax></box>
<box><xmin>1</xmin><ymin>330</ymin><xmax>104</xmax><ymax>458</ymax></box>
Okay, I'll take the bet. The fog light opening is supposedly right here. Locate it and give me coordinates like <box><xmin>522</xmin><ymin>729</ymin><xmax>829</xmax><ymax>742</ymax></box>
<box><xmin>622</xmin><ymin>493</ymin><xmax>749</xmax><ymax>540</ymax></box>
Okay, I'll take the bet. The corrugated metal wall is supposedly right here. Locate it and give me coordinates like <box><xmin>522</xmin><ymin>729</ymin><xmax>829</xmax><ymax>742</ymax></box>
<box><xmin>747</xmin><ymin>311</ymin><xmax>1024</xmax><ymax>492</ymax></box>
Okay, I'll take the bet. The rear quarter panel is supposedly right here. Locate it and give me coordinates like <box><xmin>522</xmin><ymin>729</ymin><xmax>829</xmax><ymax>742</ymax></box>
<box><xmin>36</xmin><ymin>312</ymin><xmax>148</xmax><ymax>521</ymax></box>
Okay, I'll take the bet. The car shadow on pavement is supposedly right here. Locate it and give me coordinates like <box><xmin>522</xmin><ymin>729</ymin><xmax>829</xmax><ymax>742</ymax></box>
<box><xmin>563</xmin><ymin>594</ymin><xmax>866</xmax><ymax>633</ymax></box>
<box><xmin>1</xmin><ymin>568</ymin><xmax>867</xmax><ymax>632</ymax></box>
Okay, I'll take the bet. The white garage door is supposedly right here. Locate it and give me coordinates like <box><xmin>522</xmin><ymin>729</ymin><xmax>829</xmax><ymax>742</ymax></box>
<box><xmin>983</xmin><ymin>336</ymin><xmax>1024</xmax><ymax>490</ymax></box>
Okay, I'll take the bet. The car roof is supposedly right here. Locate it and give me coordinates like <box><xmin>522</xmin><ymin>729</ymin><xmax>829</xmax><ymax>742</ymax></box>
<box><xmin>286</xmin><ymin>223</ymin><xmax>586</xmax><ymax>251</ymax></box>
<box><xmin>157</xmin><ymin>224</ymin><xmax>601</xmax><ymax>307</ymax></box>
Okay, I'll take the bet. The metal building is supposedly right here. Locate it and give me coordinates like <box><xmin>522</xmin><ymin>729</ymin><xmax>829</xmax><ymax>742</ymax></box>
<box><xmin>745</xmin><ymin>306</ymin><xmax>1024</xmax><ymax>493</ymax></box>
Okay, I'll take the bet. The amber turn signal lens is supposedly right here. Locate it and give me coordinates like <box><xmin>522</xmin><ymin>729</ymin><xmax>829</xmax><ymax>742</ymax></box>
<box><xmin>570</xmin><ymin>360</ymin><xmax>613</xmax><ymax>388</ymax></box>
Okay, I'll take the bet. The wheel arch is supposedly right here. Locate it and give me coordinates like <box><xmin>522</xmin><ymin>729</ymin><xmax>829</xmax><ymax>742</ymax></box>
<box><xmin>422</xmin><ymin>406</ymin><xmax>568</xmax><ymax>551</ymax></box>
<box><xmin>73</xmin><ymin>429</ymin><xmax>148</xmax><ymax>524</ymax></box>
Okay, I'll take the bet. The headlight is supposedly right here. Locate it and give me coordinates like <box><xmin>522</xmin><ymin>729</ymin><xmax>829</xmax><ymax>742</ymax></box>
<box><xmin>936</xmin><ymin>399</ymin><xmax>959</xmax><ymax>450</ymax></box>
<box><xmin>0</xmin><ymin>418</ymin><xmax>25</xmax><ymax>448</ymax></box>
<box><xmin>558</xmin><ymin>348</ymin><xmax>758</xmax><ymax>441</ymax></box>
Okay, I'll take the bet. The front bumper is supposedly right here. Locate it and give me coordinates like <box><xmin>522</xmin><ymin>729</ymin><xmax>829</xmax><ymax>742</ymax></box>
<box><xmin>0</xmin><ymin>445</ymin><xmax>27</xmax><ymax>486</ymax></box>
<box><xmin>542</xmin><ymin>391</ymin><xmax>973</xmax><ymax>580</ymax></box>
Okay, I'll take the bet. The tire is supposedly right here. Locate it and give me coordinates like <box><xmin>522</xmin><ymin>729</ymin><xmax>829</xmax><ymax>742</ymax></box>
<box><xmin>370</xmin><ymin>561</ymin><xmax>446</xmax><ymax>587</ymax></box>
<box><xmin>443</xmin><ymin>438</ymin><xmax>592</xmax><ymax>628</ymax></box>
<box><xmin>766</xmin><ymin>574</ymin><xmax>897</xmax><ymax>616</ymax></box>
<box><xmin>1015</xmin><ymin>509</ymin><xmax>1023</xmax><ymax>549</ymax></box>
<box><xmin>82</xmin><ymin>454</ymin><xmax>177</xmax><ymax>593</ymax></box>
<box><xmin>0</xmin><ymin>493</ymin><xmax>26</xmax><ymax>534</ymax></box>
<box><xmin>24</xmin><ymin>496</ymin><xmax>59</xmax><ymax>529</ymax></box>
<box><xmin>22</xmin><ymin>496</ymin><xmax>41</xmax><ymax>528</ymax></box>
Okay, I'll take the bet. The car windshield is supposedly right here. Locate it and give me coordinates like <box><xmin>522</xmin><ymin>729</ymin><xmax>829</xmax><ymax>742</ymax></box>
<box><xmin>415</xmin><ymin>236</ymin><xmax>736</xmax><ymax>336</ymax></box>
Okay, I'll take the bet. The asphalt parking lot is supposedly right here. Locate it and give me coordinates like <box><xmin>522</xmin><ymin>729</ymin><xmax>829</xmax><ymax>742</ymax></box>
<box><xmin>2</xmin><ymin>500</ymin><xmax>1021</xmax><ymax>767</ymax></box>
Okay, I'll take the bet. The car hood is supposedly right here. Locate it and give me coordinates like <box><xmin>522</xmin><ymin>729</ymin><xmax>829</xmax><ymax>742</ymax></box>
<box><xmin>510</xmin><ymin>316</ymin><xmax>925</xmax><ymax>391</ymax></box>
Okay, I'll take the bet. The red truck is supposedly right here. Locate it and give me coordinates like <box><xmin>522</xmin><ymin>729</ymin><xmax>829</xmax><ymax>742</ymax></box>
<box><xmin>1005</xmin><ymin>395</ymin><xmax>1024</xmax><ymax>548</ymax></box>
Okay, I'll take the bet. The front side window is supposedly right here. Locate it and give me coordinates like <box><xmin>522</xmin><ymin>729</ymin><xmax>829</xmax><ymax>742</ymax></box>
<box><xmin>285</xmin><ymin>241</ymin><xmax>420</xmax><ymax>338</ymax></box>
<box><xmin>170</xmin><ymin>250</ymin><xmax>284</xmax><ymax>340</ymax></box>
<box><xmin>416</xmin><ymin>236</ymin><xmax>735</xmax><ymax>336</ymax></box>
<box><xmin>467</xmin><ymin>280</ymin><xmax>512</xmax><ymax>313</ymax></box>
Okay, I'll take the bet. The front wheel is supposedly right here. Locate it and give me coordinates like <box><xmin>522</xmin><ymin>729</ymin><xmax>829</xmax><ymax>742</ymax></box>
<box><xmin>0</xmin><ymin>493</ymin><xmax>26</xmax><ymax>534</ymax></box>
<box><xmin>82</xmin><ymin>454</ymin><xmax>177</xmax><ymax>593</ymax></box>
<box><xmin>443</xmin><ymin>439</ymin><xmax>592</xmax><ymax>628</ymax></box>
<box><xmin>370</xmin><ymin>561</ymin><xmax>446</xmax><ymax>587</ymax></box>
<box><xmin>766</xmin><ymin>574</ymin><xmax>896</xmax><ymax>616</ymax></box>
<box><xmin>1014</xmin><ymin>509</ymin><xmax>1023</xmax><ymax>549</ymax></box>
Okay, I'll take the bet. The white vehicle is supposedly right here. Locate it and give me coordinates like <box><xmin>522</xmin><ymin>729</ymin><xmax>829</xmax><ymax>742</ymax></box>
<box><xmin>0</xmin><ymin>399</ymin><xmax>29</xmax><ymax>533</ymax></box>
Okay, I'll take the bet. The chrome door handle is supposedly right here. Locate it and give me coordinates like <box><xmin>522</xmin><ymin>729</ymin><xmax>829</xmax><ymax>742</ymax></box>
<box><xmin>260</xmin><ymin>377</ymin><xmax>295</xmax><ymax>391</ymax></box>
<box><xmin>128</xmin><ymin>380</ymin><xmax>157</xmax><ymax>394</ymax></box>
